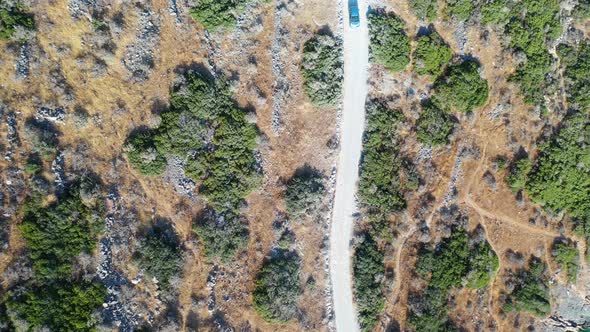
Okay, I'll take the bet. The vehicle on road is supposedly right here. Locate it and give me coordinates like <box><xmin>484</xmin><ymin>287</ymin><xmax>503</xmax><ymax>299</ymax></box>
<box><xmin>349</xmin><ymin>0</ymin><xmax>360</xmax><ymax>28</ymax></box>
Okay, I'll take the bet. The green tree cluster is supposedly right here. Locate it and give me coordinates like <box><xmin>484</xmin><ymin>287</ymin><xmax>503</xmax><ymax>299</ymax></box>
<box><xmin>284</xmin><ymin>167</ymin><xmax>325</xmax><ymax>219</ymax></box>
<box><xmin>136</xmin><ymin>222</ymin><xmax>184</xmax><ymax>292</ymax></box>
<box><xmin>358</xmin><ymin>99</ymin><xmax>406</xmax><ymax>217</ymax></box>
<box><xmin>353</xmin><ymin>234</ymin><xmax>385</xmax><ymax>331</ymax></box>
<box><xmin>0</xmin><ymin>3</ymin><xmax>34</xmax><ymax>40</ymax></box>
<box><xmin>126</xmin><ymin>71</ymin><xmax>261</xmax><ymax>260</ymax></box>
<box><xmin>506</xmin><ymin>158</ymin><xmax>532</xmax><ymax>193</ymax></box>
<box><xmin>413</xmin><ymin>30</ymin><xmax>452</xmax><ymax>77</ymax></box>
<box><xmin>552</xmin><ymin>241</ymin><xmax>579</xmax><ymax>283</ymax></box>
<box><xmin>409</xmin><ymin>0</ymin><xmax>438</xmax><ymax>21</ymax></box>
<box><xmin>193</xmin><ymin>208</ymin><xmax>248</xmax><ymax>261</ymax></box>
<box><xmin>368</xmin><ymin>11</ymin><xmax>411</xmax><ymax>72</ymax></box>
<box><xmin>253</xmin><ymin>250</ymin><xmax>301</xmax><ymax>322</ymax></box>
<box><xmin>482</xmin><ymin>0</ymin><xmax>561</xmax><ymax>105</ymax></box>
<box><xmin>4</xmin><ymin>184</ymin><xmax>106</xmax><ymax>331</ymax></box>
<box><xmin>504</xmin><ymin>258</ymin><xmax>550</xmax><ymax>317</ymax></box>
<box><xmin>190</xmin><ymin>0</ymin><xmax>251</xmax><ymax>31</ymax></box>
<box><xmin>416</xmin><ymin>102</ymin><xmax>455</xmax><ymax>146</ymax></box>
<box><xmin>557</xmin><ymin>42</ymin><xmax>590</xmax><ymax>109</ymax></box>
<box><xmin>410</xmin><ymin>227</ymin><xmax>498</xmax><ymax>330</ymax></box>
<box><xmin>444</xmin><ymin>0</ymin><xmax>473</xmax><ymax>22</ymax></box>
<box><xmin>431</xmin><ymin>60</ymin><xmax>489</xmax><ymax>113</ymax></box>
<box><xmin>301</xmin><ymin>32</ymin><xmax>344</xmax><ymax>107</ymax></box>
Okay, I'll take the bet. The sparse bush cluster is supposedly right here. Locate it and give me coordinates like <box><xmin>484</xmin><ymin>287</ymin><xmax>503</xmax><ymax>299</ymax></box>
<box><xmin>358</xmin><ymin>99</ymin><xmax>406</xmax><ymax>217</ymax></box>
<box><xmin>503</xmin><ymin>257</ymin><xmax>550</xmax><ymax>317</ymax></box>
<box><xmin>190</xmin><ymin>0</ymin><xmax>251</xmax><ymax>31</ymax></box>
<box><xmin>193</xmin><ymin>208</ymin><xmax>249</xmax><ymax>261</ymax></box>
<box><xmin>409</xmin><ymin>0</ymin><xmax>438</xmax><ymax>21</ymax></box>
<box><xmin>353</xmin><ymin>234</ymin><xmax>385</xmax><ymax>331</ymax></box>
<box><xmin>0</xmin><ymin>3</ymin><xmax>34</xmax><ymax>40</ymax></box>
<box><xmin>410</xmin><ymin>226</ymin><xmax>498</xmax><ymax>330</ymax></box>
<box><xmin>126</xmin><ymin>71</ymin><xmax>261</xmax><ymax>260</ymax></box>
<box><xmin>135</xmin><ymin>222</ymin><xmax>184</xmax><ymax>292</ymax></box>
<box><xmin>481</xmin><ymin>0</ymin><xmax>561</xmax><ymax>105</ymax></box>
<box><xmin>552</xmin><ymin>240</ymin><xmax>579</xmax><ymax>283</ymax></box>
<box><xmin>368</xmin><ymin>11</ymin><xmax>411</xmax><ymax>72</ymax></box>
<box><xmin>413</xmin><ymin>30</ymin><xmax>452</xmax><ymax>77</ymax></box>
<box><xmin>431</xmin><ymin>60</ymin><xmax>489</xmax><ymax>113</ymax></box>
<box><xmin>253</xmin><ymin>249</ymin><xmax>301</xmax><ymax>322</ymax></box>
<box><xmin>284</xmin><ymin>166</ymin><xmax>325</xmax><ymax>219</ymax></box>
<box><xmin>3</xmin><ymin>183</ymin><xmax>106</xmax><ymax>330</ymax></box>
<box><xmin>416</xmin><ymin>102</ymin><xmax>454</xmax><ymax>146</ymax></box>
<box><xmin>301</xmin><ymin>32</ymin><xmax>344</xmax><ymax>106</ymax></box>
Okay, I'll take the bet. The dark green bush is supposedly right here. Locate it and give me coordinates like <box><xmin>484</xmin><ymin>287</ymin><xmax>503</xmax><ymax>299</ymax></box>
<box><xmin>482</xmin><ymin>0</ymin><xmax>561</xmax><ymax>104</ymax></box>
<box><xmin>504</xmin><ymin>258</ymin><xmax>550</xmax><ymax>317</ymax></box>
<box><xmin>410</xmin><ymin>227</ymin><xmax>498</xmax><ymax>330</ymax></box>
<box><xmin>353</xmin><ymin>234</ymin><xmax>385</xmax><ymax>331</ymax></box>
<box><xmin>4</xmin><ymin>183</ymin><xmax>106</xmax><ymax>331</ymax></box>
<box><xmin>127</xmin><ymin>71</ymin><xmax>261</xmax><ymax>222</ymax></box>
<box><xmin>301</xmin><ymin>33</ymin><xmax>343</xmax><ymax>106</ymax></box>
<box><xmin>444</xmin><ymin>0</ymin><xmax>473</xmax><ymax>21</ymax></box>
<box><xmin>6</xmin><ymin>280</ymin><xmax>106</xmax><ymax>332</ymax></box>
<box><xmin>552</xmin><ymin>241</ymin><xmax>579</xmax><ymax>283</ymax></box>
<box><xmin>409</xmin><ymin>0</ymin><xmax>438</xmax><ymax>21</ymax></box>
<box><xmin>126</xmin><ymin>130</ymin><xmax>167</xmax><ymax>176</ymax></box>
<box><xmin>253</xmin><ymin>250</ymin><xmax>301</xmax><ymax>322</ymax></box>
<box><xmin>193</xmin><ymin>208</ymin><xmax>249</xmax><ymax>261</ymax></box>
<box><xmin>431</xmin><ymin>60</ymin><xmax>489</xmax><ymax>113</ymax></box>
<box><xmin>413</xmin><ymin>30</ymin><xmax>452</xmax><ymax>77</ymax></box>
<box><xmin>190</xmin><ymin>0</ymin><xmax>251</xmax><ymax>31</ymax></box>
<box><xmin>557</xmin><ymin>42</ymin><xmax>590</xmax><ymax>109</ymax></box>
<box><xmin>525</xmin><ymin>113</ymin><xmax>590</xmax><ymax>220</ymax></box>
<box><xmin>358</xmin><ymin>100</ymin><xmax>406</xmax><ymax>216</ymax></box>
<box><xmin>136</xmin><ymin>222</ymin><xmax>184</xmax><ymax>291</ymax></box>
<box><xmin>506</xmin><ymin>158</ymin><xmax>532</xmax><ymax>193</ymax></box>
<box><xmin>574</xmin><ymin>0</ymin><xmax>590</xmax><ymax>19</ymax></box>
<box><xmin>368</xmin><ymin>11</ymin><xmax>411</xmax><ymax>72</ymax></box>
<box><xmin>284</xmin><ymin>167</ymin><xmax>325</xmax><ymax>219</ymax></box>
<box><xmin>416</xmin><ymin>102</ymin><xmax>454</xmax><ymax>146</ymax></box>
<box><xmin>0</xmin><ymin>4</ymin><xmax>34</xmax><ymax>40</ymax></box>
<box><xmin>19</xmin><ymin>191</ymin><xmax>103</xmax><ymax>280</ymax></box>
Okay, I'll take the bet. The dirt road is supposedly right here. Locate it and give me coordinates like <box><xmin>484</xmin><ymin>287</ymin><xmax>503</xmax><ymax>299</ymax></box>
<box><xmin>329</xmin><ymin>1</ymin><xmax>369</xmax><ymax>331</ymax></box>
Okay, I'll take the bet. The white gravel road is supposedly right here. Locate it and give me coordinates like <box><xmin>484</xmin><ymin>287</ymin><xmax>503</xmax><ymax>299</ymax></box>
<box><xmin>329</xmin><ymin>0</ymin><xmax>369</xmax><ymax>331</ymax></box>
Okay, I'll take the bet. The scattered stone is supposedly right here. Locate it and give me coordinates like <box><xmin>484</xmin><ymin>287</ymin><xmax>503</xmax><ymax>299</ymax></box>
<box><xmin>15</xmin><ymin>42</ymin><xmax>30</xmax><ymax>79</ymax></box>
<box><xmin>36</xmin><ymin>106</ymin><xmax>66</xmax><ymax>122</ymax></box>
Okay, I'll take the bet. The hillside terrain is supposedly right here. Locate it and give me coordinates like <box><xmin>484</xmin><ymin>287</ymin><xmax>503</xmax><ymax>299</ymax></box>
<box><xmin>0</xmin><ymin>0</ymin><xmax>589</xmax><ymax>331</ymax></box>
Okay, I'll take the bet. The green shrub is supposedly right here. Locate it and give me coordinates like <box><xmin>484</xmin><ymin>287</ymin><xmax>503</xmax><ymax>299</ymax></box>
<box><xmin>416</xmin><ymin>102</ymin><xmax>454</xmax><ymax>146</ymax></box>
<box><xmin>253</xmin><ymin>250</ymin><xmax>301</xmax><ymax>322</ymax></box>
<box><xmin>368</xmin><ymin>11</ymin><xmax>411</xmax><ymax>72</ymax></box>
<box><xmin>136</xmin><ymin>222</ymin><xmax>184</xmax><ymax>291</ymax></box>
<box><xmin>193</xmin><ymin>209</ymin><xmax>249</xmax><ymax>261</ymax></box>
<box><xmin>444</xmin><ymin>0</ymin><xmax>473</xmax><ymax>21</ymax></box>
<box><xmin>506</xmin><ymin>158</ymin><xmax>532</xmax><ymax>193</ymax></box>
<box><xmin>413</xmin><ymin>30</ymin><xmax>452</xmax><ymax>77</ymax></box>
<box><xmin>4</xmin><ymin>182</ymin><xmax>106</xmax><ymax>331</ymax></box>
<box><xmin>127</xmin><ymin>71</ymin><xmax>261</xmax><ymax>224</ymax></box>
<box><xmin>574</xmin><ymin>0</ymin><xmax>590</xmax><ymax>19</ymax></box>
<box><xmin>557</xmin><ymin>42</ymin><xmax>590</xmax><ymax>109</ymax></box>
<box><xmin>358</xmin><ymin>100</ymin><xmax>406</xmax><ymax>216</ymax></box>
<box><xmin>19</xmin><ymin>190</ymin><xmax>103</xmax><ymax>280</ymax></box>
<box><xmin>552</xmin><ymin>241</ymin><xmax>579</xmax><ymax>283</ymax></box>
<box><xmin>525</xmin><ymin>113</ymin><xmax>590</xmax><ymax>219</ymax></box>
<box><xmin>284</xmin><ymin>167</ymin><xmax>325</xmax><ymax>219</ymax></box>
<box><xmin>301</xmin><ymin>33</ymin><xmax>343</xmax><ymax>106</ymax></box>
<box><xmin>0</xmin><ymin>4</ymin><xmax>34</xmax><ymax>40</ymax></box>
<box><xmin>482</xmin><ymin>0</ymin><xmax>561</xmax><ymax>104</ymax></box>
<box><xmin>504</xmin><ymin>258</ymin><xmax>550</xmax><ymax>317</ymax></box>
<box><xmin>6</xmin><ymin>280</ymin><xmax>106</xmax><ymax>331</ymax></box>
<box><xmin>431</xmin><ymin>60</ymin><xmax>489</xmax><ymax>113</ymax></box>
<box><xmin>410</xmin><ymin>227</ymin><xmax>498</xmax><ymax>330</ymax></box>
<box><xmin>353</xmin><ymin>234</ymin><xmax>385</xmax><ymax>331</ymax></box>
<box><xmin>126</xmin><ymin>130</ymin><xmax>167</xmax><ymax>176</ymax></box>
<box><xmin>409</xmin><ymin>0</ymin><xmax>438</xmax><ymax>21</ymax></box>
<box><xmin>189</xmin><ymin>0</ymin><xmax>251</xmax><ymax>31</ymax></box>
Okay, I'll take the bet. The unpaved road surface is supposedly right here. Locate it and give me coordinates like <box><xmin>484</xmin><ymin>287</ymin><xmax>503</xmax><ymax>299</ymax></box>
<box><xmin>329</xmin><ymin>1</ymin><xmax>369</xmax><ymax>331</ymax></box>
